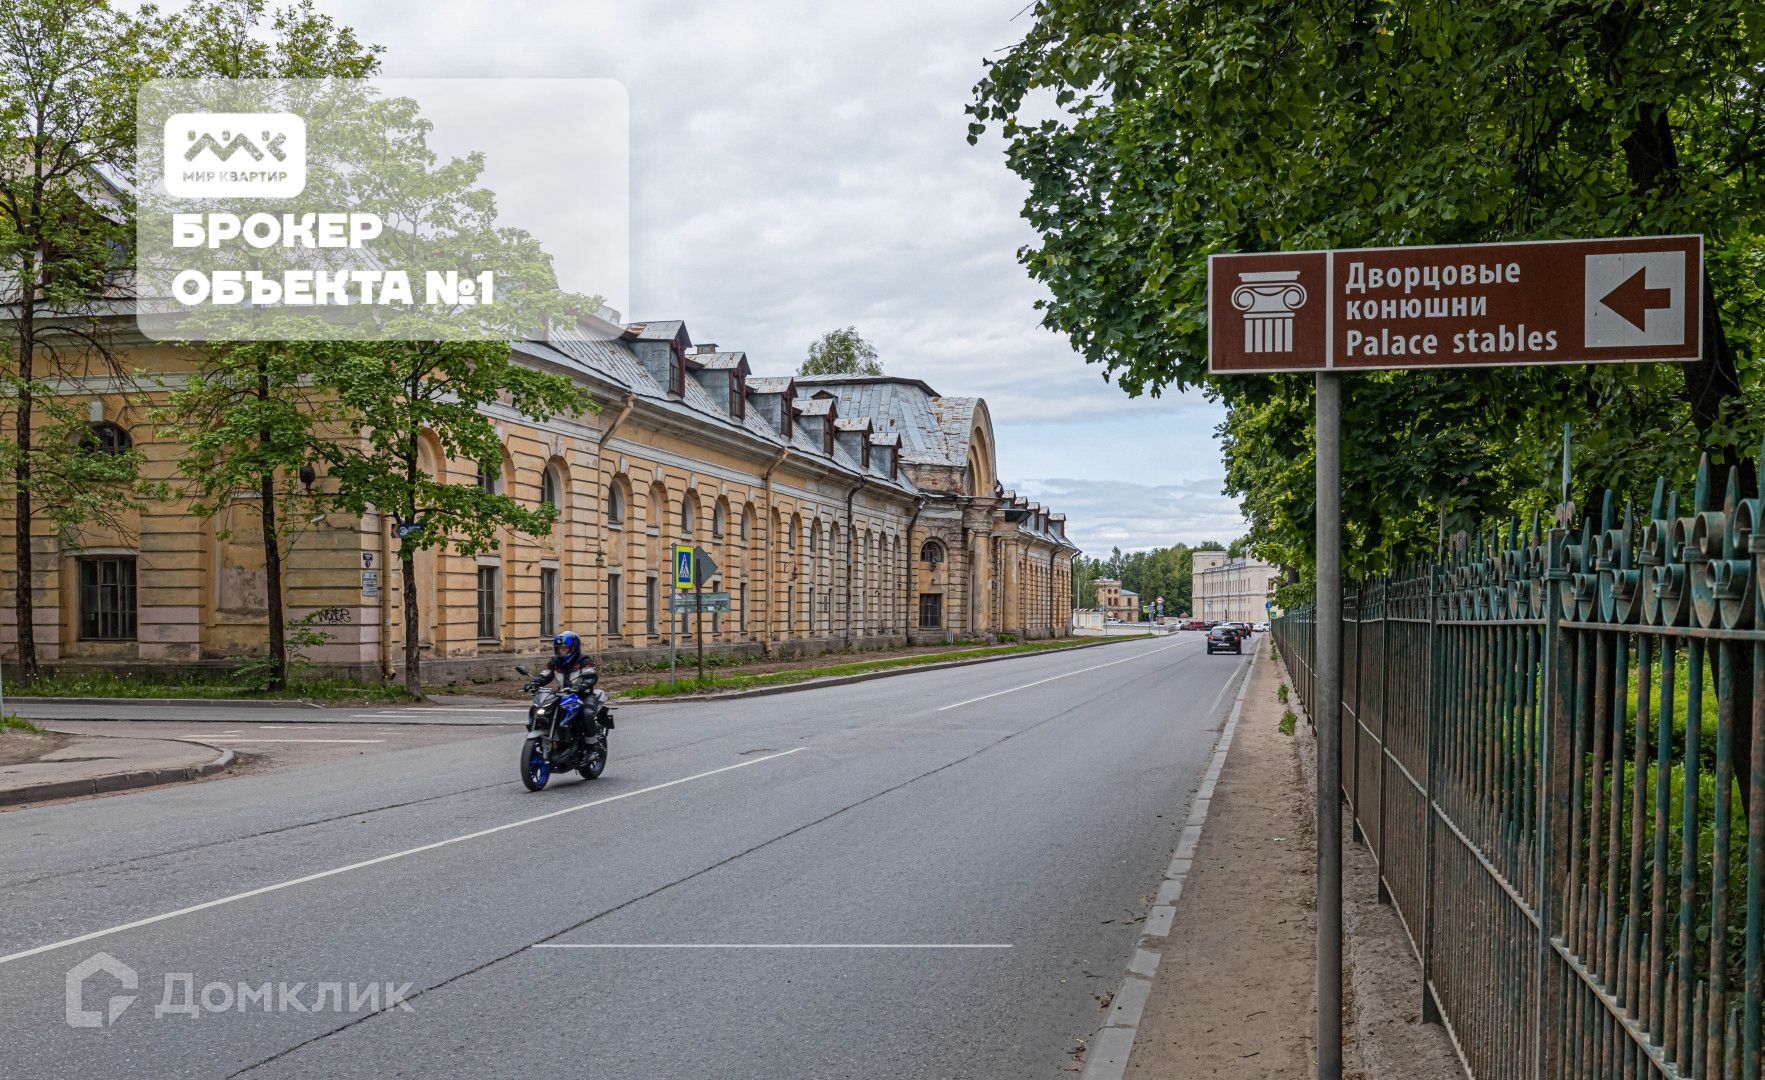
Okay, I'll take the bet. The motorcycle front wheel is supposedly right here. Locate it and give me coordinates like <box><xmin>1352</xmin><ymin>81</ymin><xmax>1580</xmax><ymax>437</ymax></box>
<box><xmin>578</xmin><ymin>738</ymin><xmax>607</xmax><ymax>780</ymax></box>
<box><xmin>520</xmin><ymin>736</ymin><xmax>551</xmax><ymax>791</ymax></box>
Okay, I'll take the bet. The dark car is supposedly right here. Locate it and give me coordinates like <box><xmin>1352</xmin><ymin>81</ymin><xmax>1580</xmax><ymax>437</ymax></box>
<box><xmin>1205</xmin><ymin>624</ymin><xmax>1242</xmax><ymax>655</ymax></box>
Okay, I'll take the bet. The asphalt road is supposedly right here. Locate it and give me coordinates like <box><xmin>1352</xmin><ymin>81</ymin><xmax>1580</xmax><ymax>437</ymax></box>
<box><xmin>0</xmin><ymin>634</ymin><xmax>1250</xmax><ymax>1079</ymax></box>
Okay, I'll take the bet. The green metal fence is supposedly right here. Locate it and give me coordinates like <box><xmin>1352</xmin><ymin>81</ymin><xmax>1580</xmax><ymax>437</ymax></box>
<box><xmin>1273</xmin><ymin>453</ymin><xmax>1764</xmax><ymax>1080</ymax></box>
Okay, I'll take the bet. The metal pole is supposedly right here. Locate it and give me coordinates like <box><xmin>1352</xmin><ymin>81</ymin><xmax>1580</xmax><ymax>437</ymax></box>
<box><xmin>669</xmin><ymin>587</ymin><xmax>678</xmax><ymax>684</ymax></box>
<box><xmin>1315</xmin><ymin>370</ymin><xmax>1343</xmax><ymax>1080</ymax></box>
<box><xmin>695</xmin><ymin>570</ymin><xmax>705</xmax><ymax>682</ymax></box>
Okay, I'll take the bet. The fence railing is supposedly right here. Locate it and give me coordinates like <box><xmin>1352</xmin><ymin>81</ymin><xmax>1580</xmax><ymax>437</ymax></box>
<box><xmin>1273</xmin><ymin>454</ymin><xmax>1764</xmax><ymax>1080</ymax></box>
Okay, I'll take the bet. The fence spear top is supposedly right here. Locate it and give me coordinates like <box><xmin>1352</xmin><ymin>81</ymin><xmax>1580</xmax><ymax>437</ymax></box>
<box><xmin>1695</xmin><ymin>453</ymin><xmax>1711</xmax><ymax>513</ymax></box>
<box><xmin>1650</xmin><ymin>477</ymin><xmax>1665</xmax><ymax>521</ymax></box>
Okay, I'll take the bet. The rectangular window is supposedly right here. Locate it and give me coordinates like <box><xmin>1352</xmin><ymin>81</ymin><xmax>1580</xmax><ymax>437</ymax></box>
<box><xmin>918</xmin><ymin>592</ymin><xmax>943</xmax><ymax>629</ymax></box>
<box><xmin>476</xmin><ymin>566</ymin><xmax>500</xmax><ymax>641</ymax></box>
<box><xmin>607</xmin><ymin>571</ymin><xmax>622</xmax><ymax>637</ymax></box>
<box><xmin>739</xmin><ymin>582</ymin><xmax>748</xmax><ymax>633</ymax></box>
<box><xmin>78</xmin><ymin>556</ymin><xmax>137</xmax><ymax>640</ymax></box>
<box><xmin>646</xmin><ymin>576</ymin><xmax>658</xmax><ymax>636</ymax></box>
<box><xmin>539</xmin><ymin>568</ymin><xmax>559</xmax><ymax>638</ymax></box>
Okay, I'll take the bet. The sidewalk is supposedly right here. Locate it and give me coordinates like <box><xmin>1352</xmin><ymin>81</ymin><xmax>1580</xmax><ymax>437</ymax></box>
<box><xmin>0</xmin><ymin>728</ymin><xmax>234</xmax><ymax>806</ymax></box>
<box><xmin>1111</xmin><ymin>638</ymin><xmax>1460</xmax><ymax>1079</ymax></box>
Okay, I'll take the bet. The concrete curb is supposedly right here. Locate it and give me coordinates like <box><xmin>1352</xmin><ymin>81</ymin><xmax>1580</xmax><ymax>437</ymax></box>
<box><xmin>0</xmin><ymin>737</ymin><xmax>237</xmax><ymax>807</ymax></box>
<box><xmin>1081</xmin><ymin>638</ymin><xmax>1261</xmax><ymax>1080</ymax></box>
<box><xmin>613</xmin><ymin>636</ymin><xmax>1154</xmax><ymax>706</ymax></box>
<box><xmin>8</xmin><ymin>695</ymin><xmax>322</xmax><ymax>710</ymax></box>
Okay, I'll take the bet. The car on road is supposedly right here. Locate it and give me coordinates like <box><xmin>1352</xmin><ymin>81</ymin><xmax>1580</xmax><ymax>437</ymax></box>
<box><xmin>1254</xmin><ymin>621</ymin><xmax>1270</xmax><ymax>633</ymax></box>
<box><xmin>1205</xmin><ymin>624</ymin><xmax>1242</xmax><ymax>654</ymax></box>
<box><xmin>1181</xmin><ymin>620</ymin><xmax>1206</xmax><ymax>631</ymax></box>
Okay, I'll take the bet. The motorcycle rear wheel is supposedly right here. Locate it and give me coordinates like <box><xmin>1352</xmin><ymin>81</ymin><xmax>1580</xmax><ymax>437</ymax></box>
<box><xmin>578</xmin><ymin>738</ymin><xmax>607</xmax><ymax>780</ymax></box>
<box><xmin>520</xmin><ymin>736</ymin><xmax>551</xmax><ymax>791</ymax></box>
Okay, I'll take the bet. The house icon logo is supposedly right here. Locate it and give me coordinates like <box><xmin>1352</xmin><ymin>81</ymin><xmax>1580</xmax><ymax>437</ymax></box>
<box><xmin>65</xmin><ymin>952</ymin><xmax>138</xmax><ymax>1028</ymax></box>
<box><xmin>163</xmin><ymin>111</ymin><xmax>307</xmax><ymax>199</ymax></box>
<box><xmin>1231</xmin><ymin>270</ymin><xmax>1308</xmax><ymax>354</ymax></box>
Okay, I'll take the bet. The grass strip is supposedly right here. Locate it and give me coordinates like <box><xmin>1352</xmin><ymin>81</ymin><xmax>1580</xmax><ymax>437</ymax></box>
<box><xmin>619</xmin><ymin>634</ymin><xmax>1152</xmax><ymax>699</ymax></box>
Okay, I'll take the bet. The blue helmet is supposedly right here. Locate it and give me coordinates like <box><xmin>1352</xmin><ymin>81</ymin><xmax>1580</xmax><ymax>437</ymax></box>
<box><xmin>552</xmin><ymin>631</ymin><xmax>582</xmax><ymax>666</ymax></box>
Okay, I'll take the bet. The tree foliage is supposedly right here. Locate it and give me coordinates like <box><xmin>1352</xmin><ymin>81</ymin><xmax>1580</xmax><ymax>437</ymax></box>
<box><xmin>1076</xmin><ymin>542</ymin><xmax>1227</xmax><ymax>616</ymax></box>
<box><xmin>155</xmin><ymin>0</ymin><xmax>382</xmax><ymax>690</ymax></box>
<box><xmin>971</xmin><ymin>1</ymin><xmax>1765</xmax><ymax>578</ymax></box>
<box><xmin>0</xmin><ymin>0</ymin><xmax>168</xmax><ymax>679</ymax></box>
<box><xmin>800</xmin><ymin>326</ymin><xmax>883</xmax><ymax>377</ymax></box>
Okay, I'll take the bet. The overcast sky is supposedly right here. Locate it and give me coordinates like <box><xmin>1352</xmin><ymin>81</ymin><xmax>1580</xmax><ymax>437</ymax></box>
<box><xmin>271</xmin><ymin>0</ymin><xmax>1247</xmax><ymax>555</ymax></box>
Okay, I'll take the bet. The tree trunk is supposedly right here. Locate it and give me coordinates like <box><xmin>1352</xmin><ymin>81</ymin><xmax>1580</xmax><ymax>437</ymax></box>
<box><xmin>12</xmin><ymin>252</ymin><xmax>38</xmax><ymax>682</ymax></box>
<box><xmin>259</xmin><ymin>468</ymin><xmax>287</xmax><ymax>692</ymax></box>
<box><xmin>402</xmin><ymin>550</ymin><xmax>420</xmax><ymax>697</ymax></box>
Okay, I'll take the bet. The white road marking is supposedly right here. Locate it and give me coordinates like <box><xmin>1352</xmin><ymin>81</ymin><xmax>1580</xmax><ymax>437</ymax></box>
<box><xmin>1082</xmin><ymin>645</ymin><xmax>1259</xmax><ymax>1080</ymax></box>
<box><xmin>194</xmin><ymin>737</ymin><xmax>386</xmax><ymax>745</ymax></box>
<box><xmin>533</xmin><ymin>943</ymin><xmax>1010</xmax><ymax>950</ymax></box>
<box><xmin>937</xmin><ymin>640</ymin><xmax>1190</xmax><ymax>711</ymax></box>
<box><xmin>0</xmin><ymin>748</ymin><xmax>806</xmax><ymax>968</ymax></box>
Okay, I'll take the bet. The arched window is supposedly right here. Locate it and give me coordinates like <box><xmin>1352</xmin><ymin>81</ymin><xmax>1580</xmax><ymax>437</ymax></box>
<box><xmin>919</xmin><ymin>539</ymin><xmax>945</xmax><ymax>565</ymax></box>
<box><xmin>82</xmin><ymin>422</ymin><xmax>131</xmax><ymax>455</ymax></box>
<box><xmin>712</xmin><ymin>501</ymin><xmax>726</xmax><ymax>539</ymax></box>
<box><xmin>740</xmin><ymin>505</ymin><xmax>753</xmax><ymax>542</ymax></box>
<box><xmin>539</xmin><ymin>464</ymin><xmax>561</xmax><ymax>511</ymax></box>
<box><xmin>606</xmin><ymin>481</ymin><xmax>626</xmax><ymax>528</ymax></box>
<box><xmin>680</xmin><ymin>493</ymin><xmax>696</xmax><ymax>536</ymax></box>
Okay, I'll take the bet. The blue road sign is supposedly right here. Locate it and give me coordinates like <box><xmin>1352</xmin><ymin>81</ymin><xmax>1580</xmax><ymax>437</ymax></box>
<box><xmin>673</xmin><ymin>545</ymin><xmax>695</xmax><ymax>590</ymax></box>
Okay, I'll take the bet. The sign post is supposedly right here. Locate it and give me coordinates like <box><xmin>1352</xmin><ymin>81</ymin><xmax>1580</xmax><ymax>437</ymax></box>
<box><xmin>1209</xmin><ymin>233</ymin><xmax>1703</xmax><ymax>1080</ymax></box>
<box><xmin>672</xmin><ymin>544</ymin><xmax>694</xmax><ymax>684</ymax></box>
<box><xmin>692</xmin><ymin>546</ymin><xmax>719</xmax><ymax>683</ymax></box>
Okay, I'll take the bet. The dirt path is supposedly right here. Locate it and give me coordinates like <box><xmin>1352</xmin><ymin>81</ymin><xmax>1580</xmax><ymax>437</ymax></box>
<box><xmin>0</xmin><ymin>729</ymin><xmax>71</xmax><ymax>768</ymax></box>
<box><xmin>1125</xmin><ymin>643</ymin><xmax>1318</xmax><ymax>1078</ymax></box>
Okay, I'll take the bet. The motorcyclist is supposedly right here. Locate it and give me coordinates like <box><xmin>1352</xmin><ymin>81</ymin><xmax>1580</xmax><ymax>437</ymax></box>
<box><xmin>525</xmin><ymin>631</ymin><xmax>596</xmax><ymax>692</ymax></box>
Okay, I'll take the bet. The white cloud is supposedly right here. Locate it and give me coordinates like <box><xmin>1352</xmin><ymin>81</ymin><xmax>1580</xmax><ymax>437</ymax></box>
<box><xmin>1011</xmin><ymin>478</ymin><xmax>1249</xmax><ymax>557</ymax></box>
<box><xmin>149</xmin><ymin>0</ymin><xmax>1244</xmax><ymax>545</ymax></box>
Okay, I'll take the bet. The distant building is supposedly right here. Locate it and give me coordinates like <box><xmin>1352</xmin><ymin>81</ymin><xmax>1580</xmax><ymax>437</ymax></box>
<box><xmin>1191</xmin><ymin>551</ymin><xmax>1280</xmax><ymax>623</ymax></box>
<box><xmin>1094</xmin><ymin>578</ymin><xmax>1140</xmax><ymax>623</ymax></box>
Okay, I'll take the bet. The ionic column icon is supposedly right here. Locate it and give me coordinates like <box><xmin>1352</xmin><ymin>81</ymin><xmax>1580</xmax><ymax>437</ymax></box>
<box><xmin>1232</xmin><ymin>271</ymin><xmax>1307</xmax><ymax>353</ymax></box>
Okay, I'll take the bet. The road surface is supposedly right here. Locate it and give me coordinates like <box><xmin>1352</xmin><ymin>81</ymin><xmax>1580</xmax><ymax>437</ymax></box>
<box><xmin>0</xmin><ymin>634</ymin><xmax>1251</xmax><ymax>1079</ymax></box>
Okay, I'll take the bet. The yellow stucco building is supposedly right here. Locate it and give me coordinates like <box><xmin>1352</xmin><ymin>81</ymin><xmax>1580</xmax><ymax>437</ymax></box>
<box><xmin>0</xmin><ymin>313</ymin><xmax>1079</xmax><ymax>680</ymax></box>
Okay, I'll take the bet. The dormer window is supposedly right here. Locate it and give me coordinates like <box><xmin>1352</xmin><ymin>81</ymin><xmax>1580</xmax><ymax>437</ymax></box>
<box><xmin>860</xmin><ymin>440</ymin><xmax>870</xmax><ymax>469</ymax></box>
<box><xmin>668</xmin><ymin>344</ymin><xmax>685</xmax><ymax>396</ymax></box>
<box><xmin>822</xmin><ymin>418</ymin><xmax>834</xmax><ymax>456</ymax></box>
<box><xmin>782</xmin><ymin>401</ymin><xmax>792</xmax><ymax>439</ymax></box>
<box><xmin>729</xmin><ymin>371</ymin><xmax>744</xmax><ymax>419</ymax></box>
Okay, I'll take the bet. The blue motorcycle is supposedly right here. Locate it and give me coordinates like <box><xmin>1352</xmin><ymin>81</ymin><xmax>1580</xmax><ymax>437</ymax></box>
<box><xmin>513</xmin><ymin>663</ymin><xmax>612</xmax><ymax>791</ymax></box>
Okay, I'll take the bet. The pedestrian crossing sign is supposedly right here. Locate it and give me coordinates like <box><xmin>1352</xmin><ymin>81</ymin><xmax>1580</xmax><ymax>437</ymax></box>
<box><xmin>673</xmin><ymin>545</ymin><xmax>695</xmax><ymax>590</ymax></box>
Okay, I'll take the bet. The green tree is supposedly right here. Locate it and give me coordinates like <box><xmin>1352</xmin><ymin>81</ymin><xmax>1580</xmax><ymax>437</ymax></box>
<box><xmin>970</xmin><ymin>1</ymin><xmax>1765</xmax><ymax>577</ymax></box>
<box><xmin>314</xmin><ymin>340</ymin><xmax>592</xmax><ymax>694</ymax></box>
<box><xmin>299</xmin><ymin>107</ymin><xmax>596</xmax><ymax>694</ymax></box>
<box><xmin>800</xmin><ymin>326</ymin><xmax>882</xmax><ymax>377</ymax></box>
<box><xmin>156</xmin><ymin>0</ymin><xmax>380</xmax><ymax>691</ymax></box>
<box><xmin>0</xmin><ymin>0</ymin><xmax>167</xmax><ymax>681</ymax></box>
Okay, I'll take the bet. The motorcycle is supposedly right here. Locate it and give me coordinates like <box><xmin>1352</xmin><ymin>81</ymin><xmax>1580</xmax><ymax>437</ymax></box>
<box><xmin>513</xmin><ymin>662</ymin><xmax>614</xmax><ymax>791</ymax></box>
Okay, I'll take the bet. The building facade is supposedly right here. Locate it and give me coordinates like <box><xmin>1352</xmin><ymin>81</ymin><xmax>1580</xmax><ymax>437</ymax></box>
<box><xmin>1094</xmin><ymin>578</ymin><xmax>1140</xmax><ymax>622</ymax></box>
<box><xmin>1191</xmin><ymin>551</ymin><xmax>1280</xmax><ymax>624</ymax></box>
<box><xmin>0</xmin><ymin>315</ymin><xmax>1080</xmax><ymax>680</ymax></box>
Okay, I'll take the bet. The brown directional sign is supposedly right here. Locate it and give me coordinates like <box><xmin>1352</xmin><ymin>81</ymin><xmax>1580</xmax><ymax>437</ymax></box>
<box><xmin>1208</xmin><ymin>235</ymin><xmax>1702</xmax><ymax>374</ymax></box>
